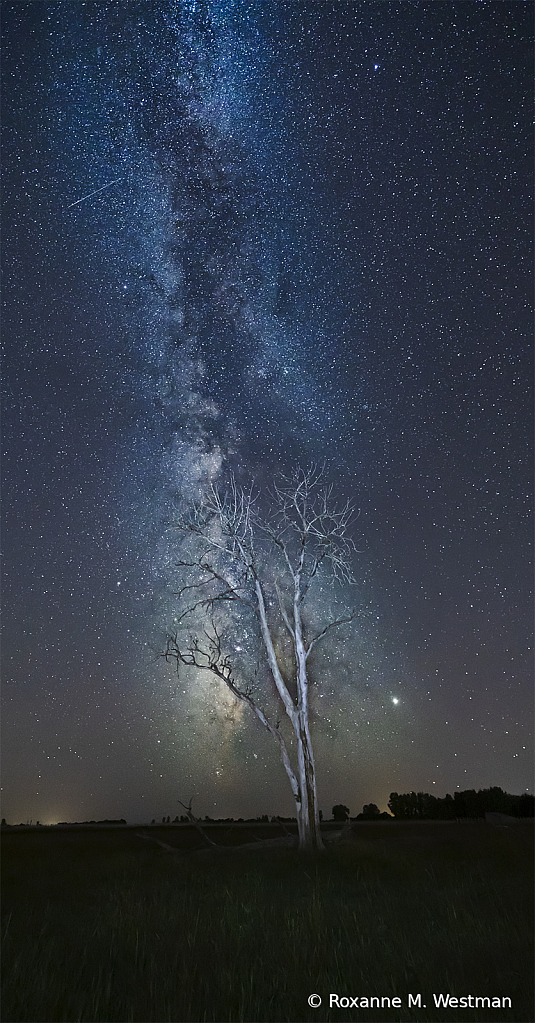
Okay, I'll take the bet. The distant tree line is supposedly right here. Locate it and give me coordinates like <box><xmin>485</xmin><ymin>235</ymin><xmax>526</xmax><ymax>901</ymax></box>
<box><xmin>355</xmin><ymin>803</ymin><xmax>392</xmax><ymax>820</ymax></box>
<box><xmin>151</xmin><ymin>814</ymin><xmax>297</xmax><ymax>825</ymax></box>
<box><xmin>388</xmin><ymin>788</ymin><xmax>534</xmax><ymax>820</ymax></box>
<box><xmin>4</xmin><ymin>787</ymin><xmax>532</xmax><ymax>830</ymax></box>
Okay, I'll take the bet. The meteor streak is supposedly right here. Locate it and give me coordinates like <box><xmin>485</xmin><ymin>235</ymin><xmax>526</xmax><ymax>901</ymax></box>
<box><xmin>64</xmin><ymin>178</ymin><xmax>121</xmax><ymax>210</ymax></box>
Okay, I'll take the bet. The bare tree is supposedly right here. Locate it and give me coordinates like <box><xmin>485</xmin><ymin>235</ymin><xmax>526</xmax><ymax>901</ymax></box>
<box><xmin>164</xmin><ymin>467</ymin><xmax>366</xmax><ymax>852</ymax></box>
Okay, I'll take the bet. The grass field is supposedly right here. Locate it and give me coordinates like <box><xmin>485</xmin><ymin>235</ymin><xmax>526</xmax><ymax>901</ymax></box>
<box><xmin>2</xmin><ymin>820</ymin><xmax>533</xmax><ymax>1022</ymax></box>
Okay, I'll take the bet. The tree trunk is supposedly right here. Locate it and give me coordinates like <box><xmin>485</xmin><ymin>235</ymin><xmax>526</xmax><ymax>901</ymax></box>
<box><xmin>293</xmin><ymin>594</ymin><xmax>324</xmax><ymax>853</ymax></box>
<box><xmin>296</xmin><ymin>719</ymin><xmax>324</xmax><ymax>852</ymax></box>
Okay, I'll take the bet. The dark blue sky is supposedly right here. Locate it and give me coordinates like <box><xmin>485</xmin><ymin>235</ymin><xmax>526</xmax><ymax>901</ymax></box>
<box><xmin>2</xmin><ymin>1</ymin><xmax>532</xmax><ymax>824</ymax></box>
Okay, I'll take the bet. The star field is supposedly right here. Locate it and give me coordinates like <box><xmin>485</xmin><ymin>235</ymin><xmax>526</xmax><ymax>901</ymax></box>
<box><xmin>2</xmin><ymin>1</ymin><xmax>532</xmax><ymax>825</ymax></box>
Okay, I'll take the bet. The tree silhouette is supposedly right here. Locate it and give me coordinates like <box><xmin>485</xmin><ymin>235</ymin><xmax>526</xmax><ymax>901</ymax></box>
<box><xmin>164</xmin><ymin>467</ymin><xmax>366</xmax><ymax>852</ymax></box>
<box><xmin>388</xmin><ymin>787</ymin><xmax>531</xmax><ymax>820</ymax></box>
<box><xmin>332</xmin><ymin>804</ymin><xmax>350</xmax><ymax>822</ymax></box>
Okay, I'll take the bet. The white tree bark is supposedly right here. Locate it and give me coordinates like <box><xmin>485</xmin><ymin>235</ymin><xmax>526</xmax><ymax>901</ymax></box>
<box><xmin>165</xmin><ymin>468</ymin><xmax>366</xmax><ymax>853</ymax></box>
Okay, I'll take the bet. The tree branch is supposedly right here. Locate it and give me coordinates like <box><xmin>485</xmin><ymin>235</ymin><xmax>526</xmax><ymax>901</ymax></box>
<box><xmin>177</xmin><ymin>796</ymin><xmax>218</xmax><ymax>847</ymax></box>
<box><xmin>305</xmin><ymin>609</ymin><xmax>372</xmax><ymax>660</ymax></box>
<box><xmin>164</xmin><ymin>629</ymin><xmax>302</xmax><ymax>807</ymax></box>
<box><xmin>274</xmin><ymin>578</ymin><xmax>295</xmax><ymax>638</ymax></box>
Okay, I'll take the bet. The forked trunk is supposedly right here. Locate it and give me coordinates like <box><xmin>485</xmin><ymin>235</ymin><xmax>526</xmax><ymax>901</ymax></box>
<box><xmin>292</xmin><ymin>595</ymin><xmax>324</xmax><ymax>852</ymax></box>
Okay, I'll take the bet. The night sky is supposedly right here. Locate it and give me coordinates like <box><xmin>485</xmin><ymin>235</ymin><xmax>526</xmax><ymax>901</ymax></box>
<box><xmin>2</xmin><ymin>1</ymin><xmax>532</xmax><ymax>827</ymax></box>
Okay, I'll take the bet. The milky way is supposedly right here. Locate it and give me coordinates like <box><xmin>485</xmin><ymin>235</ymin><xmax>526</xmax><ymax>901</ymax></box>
<box><xmin>2</xmin><ymin>1</ymin><xmax>532</xmax><ymax>824</ymax></box>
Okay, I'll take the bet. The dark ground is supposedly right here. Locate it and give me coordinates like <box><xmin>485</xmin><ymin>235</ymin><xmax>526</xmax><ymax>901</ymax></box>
<box><xmin>2</xmin><ymin>819</ymin><xmax>533</xmax><ymax>1023</ymax></box>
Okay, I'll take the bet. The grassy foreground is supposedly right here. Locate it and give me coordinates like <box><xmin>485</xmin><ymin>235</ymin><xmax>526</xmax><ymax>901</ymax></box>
<box><xmin>2</xmin><ymin>822</ymin><xmax>533</xmax><ymax>1022</ymax></box>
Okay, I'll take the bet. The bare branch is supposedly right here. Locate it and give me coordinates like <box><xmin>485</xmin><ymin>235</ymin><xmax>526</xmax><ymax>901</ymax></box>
<box><xmin>164</xmin><ymin>628</ymin><xmax>302</xmax><ymax>808</ymax></box>
<box><xmin>177</xmin><ymin>796</ymin><xmax>217</xmax><ymax>847</ymax></box>
<box><xmin>263</xmin><ymin>466</ymin><xmax>360</xmax><ymax>588</ymax></box>
<box><xmin>274</xmin><ymin>578</ymin><xmax>295</xmax><ymax>638</ymax></box>
<box><xmin>305</xmin><ymin>609</ymin><xmax>373</xmax><ymax>660</ymax></box>
<box><xmin>259</xmin><ymin>521</ymin><xmax>297</xmax><ymax>582</ymax></box>
<box><xmin>171</xmin><ymin>552</ymin><xmax>258</xmax><ymax>620</ymax></box>
<box><xmin>135</xmin><ymin>832</ymin><xmax>178</xmax><ymax>853</ymax></box>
